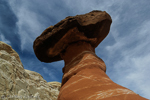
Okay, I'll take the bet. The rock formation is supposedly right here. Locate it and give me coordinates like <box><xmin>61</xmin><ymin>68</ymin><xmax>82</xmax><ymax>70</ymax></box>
<box><xmin>0</xmin><ymin>41</ymin><xmax>61</xmax><ymax>100</ymax></box>
<box><xmin>34</xmin><ymin>10</ymin><xmax>148</xmax><ymax>100</ymax></box>
<box><xmin>33</xmin><ymin>10</ymin><xmax>111</xmax><ymax>63</ymax></box>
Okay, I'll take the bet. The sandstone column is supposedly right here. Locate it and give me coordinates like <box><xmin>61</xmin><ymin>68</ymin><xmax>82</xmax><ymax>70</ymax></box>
<box><xmin>58</xmin><ymin>41</ymin><xmax>147</xmax><ymax>100</ymax></box>
<box><xmin>33</xmin><ymin>11</ymin><xmax>148</xmax><ymax>100</ymax></box>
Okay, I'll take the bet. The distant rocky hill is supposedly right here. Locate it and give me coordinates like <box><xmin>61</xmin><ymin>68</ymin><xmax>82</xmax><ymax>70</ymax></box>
<box><xmin>0</xmin><ymin>41</ymin><xmax>61</xmax><ymax>100</ymax></box>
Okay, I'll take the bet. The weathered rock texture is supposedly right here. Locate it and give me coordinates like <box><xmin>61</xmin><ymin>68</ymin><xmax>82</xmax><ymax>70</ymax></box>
<box><xmin>33</xmin><ymin>10</ymin><xmax>112</xmax><ymax>63</ymax></box>
<box><xmin>0</xmin><ymin>41</ymin><xmax>61</xmax><ymax>100</ymax></box>
<box><xmin>33</xmin><ymin>10</ymin><xmax>148</xmax><ymax>100</ymax></box>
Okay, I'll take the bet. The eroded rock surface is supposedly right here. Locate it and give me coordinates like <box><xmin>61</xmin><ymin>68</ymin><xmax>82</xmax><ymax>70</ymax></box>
<box><xmin>33</xmin><ymin>10</ymin><xmax>112</xmax><ymax>63</ymax></box>
<box><xmin>0</xmin><ymin>41</ymin><xmax>61</xmax><ymax>100</ymax></box>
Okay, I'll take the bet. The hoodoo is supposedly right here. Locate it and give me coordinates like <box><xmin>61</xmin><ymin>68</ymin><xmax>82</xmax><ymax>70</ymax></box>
<box><xmin>33</xmin><ymin>10</ymin><xmax>148</xmax><ymax>100</ymax></box>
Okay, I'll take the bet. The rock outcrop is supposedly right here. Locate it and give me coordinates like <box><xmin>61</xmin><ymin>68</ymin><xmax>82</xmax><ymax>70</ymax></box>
<box><xmin>34</xmin><ymin>10</ymin><xmax>148</xmax><ymax>100</ymax></box>
<box><xmin>0</xmin><ymin>41</ymin><xmax>61</xmax><ymax>100</ymax></box>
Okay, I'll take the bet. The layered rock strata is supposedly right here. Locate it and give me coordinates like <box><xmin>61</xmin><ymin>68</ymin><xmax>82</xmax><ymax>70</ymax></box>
<box><xmin>58</xmin><ymin>41</ymin><xmax>147</xmax><ymax>100</ymax></box>
<box><xmin>0</xmin><ymin>41</ymin><xmax>61</xmax><ymax>100</ymax></box>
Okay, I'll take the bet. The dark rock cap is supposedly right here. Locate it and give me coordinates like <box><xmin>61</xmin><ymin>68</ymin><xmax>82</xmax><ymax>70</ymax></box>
<box><xmin>33</xmin><ymin>10</ymin><xmax>112</xmax><ymax>63</ymax></box>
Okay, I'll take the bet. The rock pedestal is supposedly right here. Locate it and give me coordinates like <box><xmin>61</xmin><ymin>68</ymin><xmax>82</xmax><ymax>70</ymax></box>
<box><xmin>58</xmin><ymin>41</ymin><xmax>147</xmax><ymax>100</ymax></box>
<box><xmin>33</xmin><ymin>10</ymin><xmax>148</xmax><ymax>100</ymax></box>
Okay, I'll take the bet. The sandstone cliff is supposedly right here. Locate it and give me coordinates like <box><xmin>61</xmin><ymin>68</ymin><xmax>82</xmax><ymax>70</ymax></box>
<box><xmin>0</xmin><ymin>41</ymin><xmax>61</xmax><ymax>100</ymax></box>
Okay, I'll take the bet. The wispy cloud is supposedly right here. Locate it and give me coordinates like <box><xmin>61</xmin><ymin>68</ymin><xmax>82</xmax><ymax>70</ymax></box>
<box><xmin>0</xmin><ymin>34</ymin><xmax>11</xmax><ymax>45</ymax></box>
<box><xmin>8</xmin><ymin>0</ymin><xmax>46</xmax><ymax>51</ymax></box>
<box><xmin>0</xmin><ymin>0</ymin><xmax>20</xmax><ymax>49</ymax></box>
<box><xmin>43</xmin><ymin>67</ymin><xmax>58</xmax><ymax>81</ymax></box>
<box><xmin>104</xmin><ymin>17</ymin><xmax>150</xmax><ymax>99</ymax></box>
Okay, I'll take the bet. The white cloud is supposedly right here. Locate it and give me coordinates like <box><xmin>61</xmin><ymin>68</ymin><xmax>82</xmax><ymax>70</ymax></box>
<box><xmin>7</xmin><ymin>0</ymin><xmax>50</xmax><ymax>51</ymax></box>
<box><xmin>0</xmin><ymin>34</ymin><xmax>11</xmax><ymax>45</ymax></box>
<box><xmin>16</xmin><ymin>8</ymin><xmax>43</xmax><ymax>51</ymax></box>
<box><xmin>43</xmin><ymin>67</ymin><xmax>58</xmax><ymax>81</ymax></box>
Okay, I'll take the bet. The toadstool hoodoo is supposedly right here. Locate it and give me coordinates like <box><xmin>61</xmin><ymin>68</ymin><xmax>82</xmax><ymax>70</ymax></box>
<box><xmin>33</xmin><ymin>10</ymin><xmax>148</xmax><ymax>100</ymax></box>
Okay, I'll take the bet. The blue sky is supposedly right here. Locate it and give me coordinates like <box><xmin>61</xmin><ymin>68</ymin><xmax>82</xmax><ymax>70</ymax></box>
<box><xmin>0</xmin><ymin>0</ymin><xmax>150</xmax><ymax>99</ymax></box>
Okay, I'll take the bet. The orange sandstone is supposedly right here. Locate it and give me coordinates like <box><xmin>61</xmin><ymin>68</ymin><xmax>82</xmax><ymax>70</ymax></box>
<box><xmin>59</xmin><ymin>41</ymin><xmax>147</xmax><ymax>100</ymax></box>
